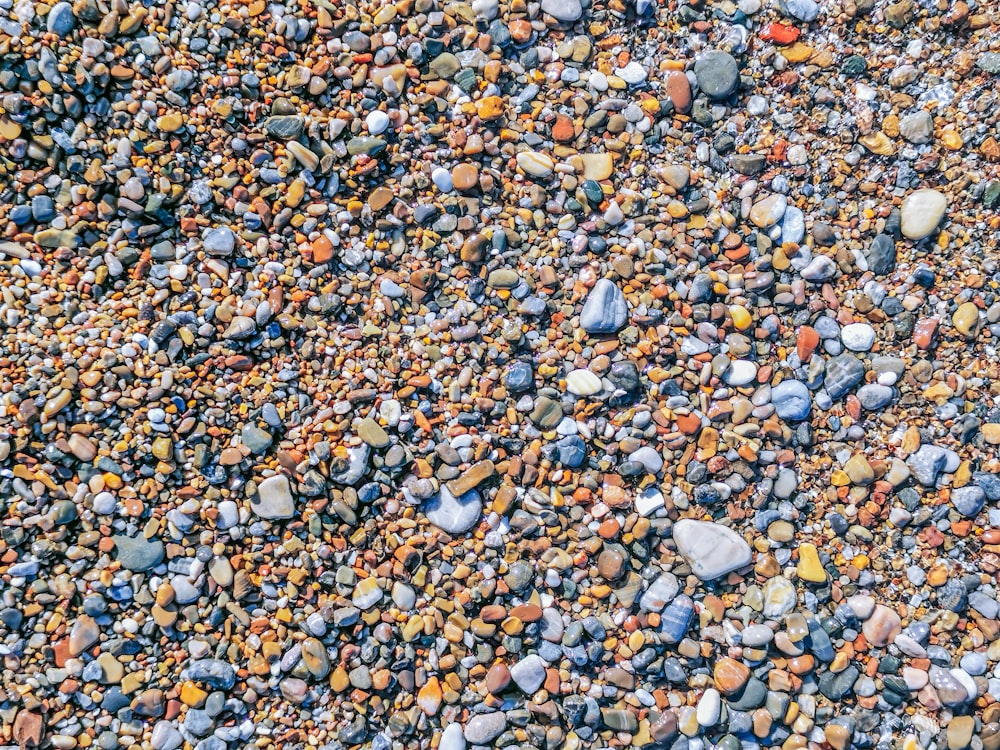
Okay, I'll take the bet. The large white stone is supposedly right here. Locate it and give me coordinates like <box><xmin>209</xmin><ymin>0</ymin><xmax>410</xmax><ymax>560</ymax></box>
<box><xmin>673</xmin><ymin>519</ymin><xmax>752</xmax><ymax>580</ymax></box>
<box><xmin>423</xmin><ymin>486</ymin><xmax>482</xmax><ymax>534</ymax></box>
<box><xmin>900</xmin><ymin>188</ymin><xmax>947</xmax><ymax>240</ymax></box>
<box><xmin>252</xmin><ymin>475</ymin><xmax>296</xmax><ymax>519</ymax></box>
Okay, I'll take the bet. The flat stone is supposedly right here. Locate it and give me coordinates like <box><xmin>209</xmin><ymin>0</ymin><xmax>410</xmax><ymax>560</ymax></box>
<box><xmin>824</xmin><ymin>353</ymin><xmax>865</xmax><ymax>399</ymax></box>
<box><xmin>510</xmin><ymin>654</ymin><xmax>546</xmax><ymax>693</ymax></box>
<box><xmin>865</xmin><ymin>234</ymin><xmax>896</xmax><ymax>275</ymax></box>
<box><xmin>673</xmin><ymin>519</ymin><xmax>752</xmax><ymax>580</ymax></box>
<box><xmin>112</xmin><ymin>534</ymin><xmax>165</xmax><ymax>572</ymax></box>
<box><xmin>566</xmin><ymin>369</ymin><xmax>603</xmax><ymax>396</ymax></box>
<box><xmin>862</xmin><ymin>605</ymin><xmax>901</xmax><ymax>646</ymax></box>
<box><xmin>358</xmin><ymin>417</ymin><xmax>390</xmax><ymax>448</ymax></box>
<box><xmin>749</xmin><ymin>194</ymin><xmax>787</xmax><ymax>228</ymax></box>
<box><xmin>639</xmin><ymin>572</ymin><xmax>679</xmax><ymax>612</ymax></box>
<box><xmin>423</xmin><ymin>486</ymin><xmax>482</xmax><ymax>534</ymax></box>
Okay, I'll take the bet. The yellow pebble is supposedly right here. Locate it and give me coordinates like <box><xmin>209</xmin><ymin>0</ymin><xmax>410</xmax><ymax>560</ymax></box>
<box><xmin>797</xmin><ymin>542</ymin><xmax>827</xmax><ymax>583</ymax></box>
<box><xmin>730</xmin><ymin>305</ymin><xmax>752</xmax><ymax>331</ymax></box>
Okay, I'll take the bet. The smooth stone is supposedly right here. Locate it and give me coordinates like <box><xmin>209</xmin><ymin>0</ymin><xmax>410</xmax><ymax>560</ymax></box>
<box><xmin>901</xmin><ymin>188</ymin><xmax>947</xmax><ymax>240</ymax></box>
<box><xmin>464</xmin><ymin>713</ymin><xmax>507</xmax><ymax>744</ymax></box>
<box><xmin>862</xmin><ymin>605</ymin><xmax>902</xmax><ymax>646</ymax></box>
<box><xmin>673</xmin><ymin>519</ymin><xmax>752</xmax><ymax>580</ymax></box>
<box><xmin>694</xmin><ymin>50</ymin><xmax>740</xmax><ymax>99</ymax></box>
<box><xmin>365</xmin><ymin>111</ymin><xmax>390</xmax><ymax>135</ymax></box>
<box><xmin>824</xmin><ymin>353</ymin><xmax>865</xmax><ymax>399</ymax></box>
<box><xmin>762</xmin><ymin>576</ymin><xmax>797</xmax><ymax>617</ymax></box>
<box><xmin>781</xmin><ymin>206</ymin><xmax>805</xmax><ymax>244</ymax></box>
<box><xmin>639</xmin><ymin>572</ymin><xmax>679</xmax><ymax>612</ymax></box>
<box><xmin>541</xmin><ymin>0</ymin><xmax>583</xmax><ymax>21</ymax></box>
<box><xmin>510</xmin><ymin>654</ymin><xmax>546</xmax><ymax>694</ymax></box>
<box><xmin>70</xmin><ymin>614</ymin><xmax>100</xmax><ymax>655</ymax></box>
<box><xmin>865</xmin><ymin>234</ymin><xmax>896</xmax><ymax>275</ymax></box>
<box><xmin>951</xmin><ymin>486</ymin><xmax>985</xmax><ymax>517</ymax></box>
<box><xmin>516</xmin><ymin>150</ymin><xmax>555</xmax><ymax>177</ymax></box>
<box><xmin>203</xmin><ymin>227</ymin><xmax>236</xmax><ymax>256</ymax></box>
<box><xmin>580</xmin><ymin>279</ymin><xmax>628</xmax><ymax>334</ymax></box>
<box><xmin>440</xmin><ymin>724</ymin><xmax>467</xmax><ymax>750</ymax></box>
<box><xmin>907</xmin><ymin>444</ymin><xmax>959</xmax><ymax>486</ymax></box>
<box><xmin>749</xmin><ymin>194</ymin><xmax>787</xmax><ymax>228</ymax></box>
<box><xmin>566</xmin><ymin>369</ymin><xmax>603</xmax><ymax>396</ymax></box>
<box><xmin>724</xmin><ymin>360</ymin><xmax>758</xmax><ymax>386</ymax></box>
<box><xmin>112</xmin><ymin>534</ymin><xmax>165</xmax><ymax>572</ymax></box>
<box><xmin>660</xmin><ymin>595</ymin><xmax>695</xmax><ymax>643</ymax></box>
<box><xmin>630</xmin><ymin>446</ymin><xmax>663</xmax><ymax>473</ymax></box>
<box><xmin>771</xmin><ymin>380</ymin><xmax>811</xmax><ymax>421</ymax></box>
<box><xmin>782</xmin><ymin>0</ymin><xmax>820</xmax><ymax>21</ymax></box>
<box><xmin>635</xmin><ymin>486</ymin><xmax>666</xmax><ymax>517</ymax></box>
<box><xmin>841</xmin><ymin>323</ymin><xmax>876</xmax><ymax>351</ymax></box>
<box><xmin>929</xmin><ymin>665</ymin><xmax>970</xmax><ymax>707</ymax></box>
<box><xmin>252</xmin><ymin>475</ymin><xmax>296</xmax><ymax>519</ymax></box>
<box><xmin>800</xmin><ymin>255</ymin><xmax>838</xmax><ymax>281</ymax></box>
<box><xmin>47</xmin><ymin>2</ymin><xmax>77</xmax><ymax>36</ymax></box>
<box><xmin>423</xmin><ymin>486</ymin><xmax>482</xmax><ymax>534</ymax></box>
<box><xmin>352</xmin><ymin>577</ymin><xmax>382</xmax><ymax>609</ymax></box>
<box><xmin>857</xmin><ymin>384</ymin><xmax>894</xmax><ymax>410</ymax></box>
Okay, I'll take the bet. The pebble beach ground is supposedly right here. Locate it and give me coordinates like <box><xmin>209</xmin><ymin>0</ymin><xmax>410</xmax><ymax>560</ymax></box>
<box><xmin>1</xmin><ymin>0</ymin><xmax>1000</xmax><ymax>749</ymax></box>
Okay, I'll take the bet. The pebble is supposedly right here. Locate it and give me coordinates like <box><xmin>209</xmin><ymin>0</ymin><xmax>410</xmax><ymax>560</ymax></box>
<box><xmin>252</xmin><ymin>475</ymin><xmax>296</xmax><ymax>519</ymax></box>
<box><xmin>900</xmin><ymin>188</ymin><xmax>948</xmax><ymax>240</ymax></box>
<box><xmin>1</xmin><ymin>0</ymin><xmax>997</xmax><ymax>747</ymax></box>
<box><xmin>694</xmin><ymin>50</ymin><xmax>740</xmax><ymax>99</ymax></box>
<box><xmin>579</xmin><ymin>278</ymin><xmax>628</xmax><ymax>334</ymax></box>
<box><xmin>673</xmin><ymin>520</ymin><xmax>752</xmax><ymax>580</ymax></box>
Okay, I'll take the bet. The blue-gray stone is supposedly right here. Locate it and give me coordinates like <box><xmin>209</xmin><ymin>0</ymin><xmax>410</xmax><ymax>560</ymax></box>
<box><xmin>866</xmin><ymin>234</ymin><xmax>896</xmax><ymax>275</ymax></box>
<box><xmin>694</xmin><ymin>50</ymin><xmax>740</xmax><ymax>99</ymax></box>
<box><xmin>660</xmin><ymin>594</ymin><xmax>694</xmax><ymax>643</ymax></box>
<box><xmin>183</xmin><ymin>709</ymin><xmax>214</xmax><ymax>737</ymax></box>
<box><xmin>580</xmin><ymin>279</ymin><xmax>628</xmax><ymax>334</ymax></box>
<box><xmin>505</xmin><ymin>361</ymin><xmax>534</xmax><ymax>392</ymax></box>
<box><xmin>857</xmin><ymin>383</ymin><xmax>894</xmax><ymax>410</ymax></box>
<box><xmin>47</xmin><ymin>2</ymin><xmax>77</xmax><ymax>37</ymax></box>
<box><xmin>824</xmin><ymin>353</ymin><xmax>865</xmax><ymax>400</ymax></box>
<box><xmin>975</xmin><ymin>472</ymin><xmax>1000</xmax><ymax>501</ymax></box>
<box><xmin>951</xmin><ymin>486</ymin><xmax>985</xmax><ymax>517</ymax></box>
<box><xmin>781</xmin><ymin>0</ymin><xmax>820</xmax><ymax>21</ymax></box>
<box><xmin>181</xmin><ymin>659</ymin><xmax>237</xmax><ymax>690</ymax></box>
<box><xmin>31</xmin><ymin>196</ymin><xmax>56</xmax><ymax>222</ymax></box>
<box><xmin>203</xmin><ymin>227</ymin><xmax>235</xmax><ymax>256</ymax></box>
<box><xmin>112</xmin><ymin>534</ymin><xmax>165</xmax><ymax>572</ymax></box>
<box><xmin>907</xmin><ymin>444</ymin><xmax>959</xmax><ymax>486</ymax></box>
<box><xmin>556</xmin><ymin>435</ymin><xmax>587</xmax><ymax>467</ymax></box>
<box><xmin>771</xmin><ymin>380</ymin><xmax>811</xmax><ymax>421</ymax></box>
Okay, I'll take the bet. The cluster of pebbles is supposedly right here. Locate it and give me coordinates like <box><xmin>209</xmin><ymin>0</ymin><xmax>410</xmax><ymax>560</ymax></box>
<box><xmin>2</xmin><ymin>0</ymin><xmax>1000</xmax><ymax>748</ymax></box>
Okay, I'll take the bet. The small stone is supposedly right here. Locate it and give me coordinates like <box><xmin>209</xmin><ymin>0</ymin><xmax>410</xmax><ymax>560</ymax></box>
<box><xmin>516</xmin><ymin>150</ymin><xmax>555</xmax><ymax>178</ymax></box>
<box><xmin>749</xmin><ymin>194</ymin><xmax>787</xmax><ymax>228</ymax></box>
<box><xmin>865</xmin><ymin>234</ymin><xmax>896</xmax><ymax>275</ymax></box>
<box><xmin>510</xmin><ymin>654</ymin><xmax>546</xmax><ymax>693</ymax></box>
<box><xmin>566</xmin><ymin>369</ymin><xmax>603</xmax><ymax>396</ymax></box>
<box><xmin>714</xmin><ymin>657</ymin><xmax>751</xmax><ymax>696</ymax></box>
<box><xmin>541</xmin><ymin>0</ymin><xmax>583</xmax><ymax>22</ymax></box>
<box><xmin>47</xmin><ymin>2</ymin><xmax>77</xmax><ymax>36</ymax></box>
<box><xmin>771</xmin><ymin>380</ymin><xmax>812</xmax><ymax>421</ymax></box>
<box><xmin>899</xmin><ymin>110</ymin><xmax>934</xmax><ymax>144</ymax></box>
<box><xmin>797</xmin><ymin>543</ymin><xmax>826</xmax><ymax>582</ymax></box>
<box><xmin>953</xmin><ymin>302</ymin><xmax>981</xmax><ymax>339</ymax></box>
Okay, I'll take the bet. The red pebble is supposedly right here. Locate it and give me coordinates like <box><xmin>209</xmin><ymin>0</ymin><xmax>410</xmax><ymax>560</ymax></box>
<box><xmin>760</xmin><ymin>22</ymin><xmax>801</xmax><ymax>45</ymax></box>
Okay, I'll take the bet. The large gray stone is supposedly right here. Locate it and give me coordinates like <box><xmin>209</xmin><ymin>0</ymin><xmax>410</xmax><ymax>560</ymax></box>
<box><xmin>672</xmin><ymin>519</ymin><xmax>752</xmax><ymax>580</ymax></box>
<box><xmin>580</xmin><ymin>278</ymin><xmax>628</xmax><ymax>334</ymax></box>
